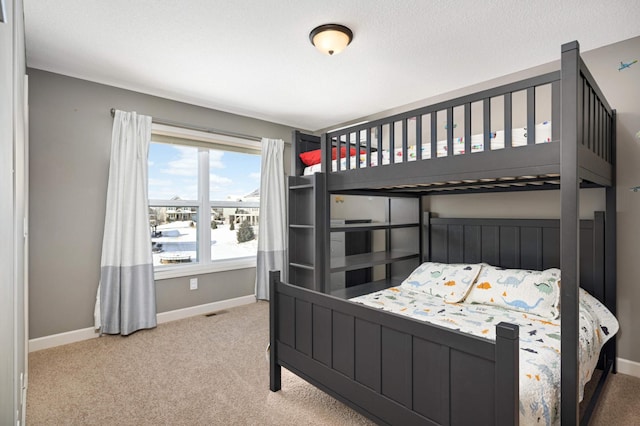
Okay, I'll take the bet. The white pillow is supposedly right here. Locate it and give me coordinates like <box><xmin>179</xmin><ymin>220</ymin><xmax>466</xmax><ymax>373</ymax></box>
<box><xmin>399</xmin><ymin>262</ymin><xmax>482</xmax><ymax>303</ymax></box>
<box><xmin>465</xmin><ymin>265</ymin><xmax>561</xmax><ymax>319</ymax></box>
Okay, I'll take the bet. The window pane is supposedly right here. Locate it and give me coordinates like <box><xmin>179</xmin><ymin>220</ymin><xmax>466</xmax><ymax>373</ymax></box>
<box><xmin>209</xmin><ymin>149</ymin><xmax>260</xmax><ymax>261</ymax></box>
<box><xmin>148</xmin><ymin>143</ymin><xmax>199</xmax><ymax>201</ymax></box>
<box><xmin>210</xmin><ymin>208</ymin><xmax>259</xmax><ymax>261</ymax></box>
<box><xmin>209</xmin><ymin>149</ymin><xmax>261</xmax><ymax>201</ymax></box>
<box><xmin>150</xmin><ymin>207</ymin><xmax>199</xmax><ymax>266</ymax></box>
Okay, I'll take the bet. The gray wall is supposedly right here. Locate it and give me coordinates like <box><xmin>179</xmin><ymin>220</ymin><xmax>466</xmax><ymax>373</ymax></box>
<box><xmin>346</xmin><ymin>37</ymin><xmax>640</xmax><ymax>363</ymax></box>
<box><xmin>1</xmin><ymin>0</ymin><xmax>27</xmax><ymax>423</ymax></box>
<box><xmin>581</xmin><ymin>36</ymin><xmax>640</xmax><ymax>366</ymax></box>
<box><xmin>28</xmin><ymin>69</ymin><xmax>297</xmax><ymax>339</ymax></box>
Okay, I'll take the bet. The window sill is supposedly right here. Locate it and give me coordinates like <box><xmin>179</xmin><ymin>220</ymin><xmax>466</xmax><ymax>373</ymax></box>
<box><xmin>154</xmin><ymin>258</ymin><xmax>257</xmax><ymax>280</ymax></box>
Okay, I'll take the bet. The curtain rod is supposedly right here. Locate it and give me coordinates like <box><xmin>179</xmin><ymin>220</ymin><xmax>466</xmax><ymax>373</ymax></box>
<box><xmin>110</xmin><ymin>108</ymin><xmax>262</xmax><ymax>142</ymax></box>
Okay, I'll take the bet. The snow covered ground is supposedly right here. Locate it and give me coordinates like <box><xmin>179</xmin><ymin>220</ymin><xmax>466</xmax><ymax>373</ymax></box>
<box><xmin>151</xmin><ymin>220</ymin><xmax>258</xmax><ymax>266</ymax></box>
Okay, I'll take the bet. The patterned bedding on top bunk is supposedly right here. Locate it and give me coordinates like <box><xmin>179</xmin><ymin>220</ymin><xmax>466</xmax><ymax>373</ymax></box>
<box><xmin>302</xmin><ymin>121</ymin><xmax>552</xmax><ymax>176</ymax></box>
<box><xmin>350</xmin><ymin>262</ymin><xmax>618</xmax><ymax>426</ymax></box>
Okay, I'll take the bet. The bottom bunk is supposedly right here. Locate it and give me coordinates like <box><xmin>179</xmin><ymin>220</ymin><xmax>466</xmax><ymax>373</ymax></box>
<box><xmin>270</xmin><ymin>213</ymin><xmax>617</xmax><ymax>425</ymax></box>
<box><xmin>351</xmin><ymin>272</ymin><xmax>617</xmax><ymax>425</ymax></box>
<box><xmin>270</xmin><ymin>272</ymin><xmax>520</xmax><ymax>425</ymax></box>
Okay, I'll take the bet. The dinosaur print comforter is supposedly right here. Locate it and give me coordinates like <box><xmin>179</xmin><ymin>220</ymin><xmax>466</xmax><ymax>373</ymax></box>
<box><xmin>350</xmin><ymin>286</ymin><xmax>618</xmax><ymax>426</ymax></box>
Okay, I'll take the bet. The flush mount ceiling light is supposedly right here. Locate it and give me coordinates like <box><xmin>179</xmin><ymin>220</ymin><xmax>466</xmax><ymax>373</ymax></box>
<box><xmin>309</xmin><ymin>24</ymin><xmax>353</xmax><ymax>56</ymax></box>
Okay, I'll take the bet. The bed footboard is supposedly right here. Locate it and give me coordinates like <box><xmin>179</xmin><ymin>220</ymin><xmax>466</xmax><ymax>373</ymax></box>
<box><xmin>269</xmin><ymin>271</ymin><xmax>519</xmax><ymax>425</ymax></box>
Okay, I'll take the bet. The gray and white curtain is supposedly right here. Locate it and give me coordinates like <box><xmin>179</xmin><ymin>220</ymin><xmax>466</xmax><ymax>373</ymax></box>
<box><xmin>95</xmin><ymin>110</ymin><xmax>157</xmax><ymax>335</ymax></box>
<box><xmin>255</xmin><ymin>138</ymin><xmax>286</xmax><ymax>300</ymax></box>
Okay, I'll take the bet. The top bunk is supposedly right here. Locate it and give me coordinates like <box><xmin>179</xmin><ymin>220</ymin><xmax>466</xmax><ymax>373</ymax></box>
<box><xmin>293</xmin><ymin>41</ymin><xmax>615</xmax><ymax>196</ymax></box>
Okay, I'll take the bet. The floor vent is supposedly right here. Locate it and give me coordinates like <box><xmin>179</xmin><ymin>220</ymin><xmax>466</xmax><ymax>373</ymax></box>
<box><xmin>204</xmin><ymin>310</ymin><xmax>226</xmax><ymax>317</ymax></box>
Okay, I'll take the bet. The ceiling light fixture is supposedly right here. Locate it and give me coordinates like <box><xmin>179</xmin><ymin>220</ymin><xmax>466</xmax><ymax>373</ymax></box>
<box><xmin>309</xmin><ymin>24</ymin><xmax>353</xmax><ymax>56</ymax></box>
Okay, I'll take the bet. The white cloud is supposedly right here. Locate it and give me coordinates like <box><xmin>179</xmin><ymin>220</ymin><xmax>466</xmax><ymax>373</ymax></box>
<box><xmin>161</xmin><ymin>146</ymin><xmax>198</xmax><ymax>177</ymax></box>
<box><xmin>210</xmin><ymin>174</ymin><xmax>232</xmax><ymax>186</ymax></box>
<box><xmin>209</xmin><ymin>149</ymin><xmax>225</xmax><ymax>169</ymax></box>
<box><xmin>148</xmin><ymin>177</ymin><xmax>172</xmax><ymax>187</ymax></box>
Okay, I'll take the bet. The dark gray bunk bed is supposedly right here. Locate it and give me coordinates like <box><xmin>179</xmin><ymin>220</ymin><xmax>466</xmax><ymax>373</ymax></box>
<box><xmin>270</xmin><ymin>41</ymin><xmax>616</xmax><ymax>425</ymax></box>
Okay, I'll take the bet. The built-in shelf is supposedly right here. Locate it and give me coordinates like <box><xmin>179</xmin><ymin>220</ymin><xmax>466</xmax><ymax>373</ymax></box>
<box><xmin>330</xmin><ymin>277</ymin><xmax>404</xmax><ymax>299</ymax></box>
<box><xmin>290</xmin><ymin>184</ymin><xmax>314</xmax><ymax>190</ymax></box>
<box><xmin>287</xmin><ymin>163</ymin><xmax>326</xmax><ymax>291</ymax></box>
<box><xmin>290</xmin><ymin>262</ymin><xmax>315</xmax><ymax>270</ymax></box>
<box><xmin>330</xmin><ymin>221</ymin><xmax>420</xmax><ymax>232</ymax></box>
<box><xmin>289</xmin><ymin>224</ymin><xmax>315</xmax><ymax>229</ymax></box>
<box><xmin>330</xmin><ymin>250</ymin><xmax>420</xmax><ymax>273</ymax></box>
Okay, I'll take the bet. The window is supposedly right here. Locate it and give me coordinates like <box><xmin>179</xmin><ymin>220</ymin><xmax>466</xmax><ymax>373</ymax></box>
<box><xmin>148</xmin><ymin>124</ymin><xmax>261</xmax><ymax>279</ymax></box>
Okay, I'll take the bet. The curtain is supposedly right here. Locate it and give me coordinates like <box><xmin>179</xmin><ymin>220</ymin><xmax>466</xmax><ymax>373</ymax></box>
<box><xmin>255</xmin><ymin>138</ymin><xmax>286</xmax><ymax>300</ymax></box>
<box><xmin>95</xmin><ymin>110</ymin><xmax>157</xmax><ymax>335</ymax></box>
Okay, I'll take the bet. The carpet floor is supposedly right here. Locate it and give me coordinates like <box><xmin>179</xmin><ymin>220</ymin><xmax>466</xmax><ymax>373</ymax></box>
<box><xmin>27</xmin><ymin>301</ymin><xmax>640</xmax><ymax>425</ymax></box>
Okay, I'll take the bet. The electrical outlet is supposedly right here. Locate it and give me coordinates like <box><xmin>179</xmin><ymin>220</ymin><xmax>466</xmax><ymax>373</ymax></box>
<box><xmin>189</xmin><ymin>278</ymin><xmax>198</xmax><ymax>290</ymax></box>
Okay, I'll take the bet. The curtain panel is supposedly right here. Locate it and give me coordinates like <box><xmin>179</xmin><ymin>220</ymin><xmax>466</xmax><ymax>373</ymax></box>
<box><xmin>96</xmin><ymin>110</ymin><xmax>157</xmax><ymax>335</ymax></box>
<box><xmin>255</xmin><ymin>138</ymin><xmax>286</xmax><ymax>300</ymax></box>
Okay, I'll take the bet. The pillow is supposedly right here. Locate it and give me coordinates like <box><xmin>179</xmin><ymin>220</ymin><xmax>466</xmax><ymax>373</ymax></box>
<box><xmin>464</xmin><ymin>265</ymin><xmax>561</xmax><ymax>319</ymax></box>
<box><xmin>299</xmin><ymin>147</ymin><xmax>362</xmax><ymax>167</ymax></box>
<box><xmin>299</xmin><ymin>149</ymin><xmax>322</xmax><ymax>166</ymax></box>
<box><xmin>399</xmin><ymin>262</ymin><xmax>482</xmax><ymax>303</ymax></box>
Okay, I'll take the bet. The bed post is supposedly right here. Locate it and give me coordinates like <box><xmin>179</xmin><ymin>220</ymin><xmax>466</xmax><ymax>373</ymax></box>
<box><xmin>269</xmin><ymin>270</ymin><xmax>281</xmax><ymax>392</ymax></box>
<box><xmin>560</xmin><ymin>40</ymin><xmax>581</xmax><ymax>424</ymax></box>
<box><xmin>605</xmin><ymin>110</ymin><xmax>617</xmax><ymax>372</ymax></box>
<box><xmin>423</xmin><ymin>211</ymin><xmax>431</xmax><ymax>262</ymax></box>
<box><xmin>495</xmin><ymin>322</ymin><xmax>519</xmax><ymax>426</ymax></box>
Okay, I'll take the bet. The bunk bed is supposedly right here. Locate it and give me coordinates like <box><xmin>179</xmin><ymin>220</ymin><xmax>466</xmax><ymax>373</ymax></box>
<box><xmin>270</xmin><ymin>41</ymin><xmax>617</xmax><ymax>425</ymax></box>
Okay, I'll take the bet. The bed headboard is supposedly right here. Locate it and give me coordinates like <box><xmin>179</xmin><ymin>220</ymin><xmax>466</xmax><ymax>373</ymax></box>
<box><xmin>424</xmin><ymin>212</ymin><xmax>606</xmax><ymax>303</ymax></box>
<box><xmin>292</xmin><ymin>131</ymin><xmax>321</xmax><ymax>177</ymax></box>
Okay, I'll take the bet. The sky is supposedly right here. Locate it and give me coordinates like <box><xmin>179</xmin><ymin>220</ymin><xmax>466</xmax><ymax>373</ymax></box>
<box><xmin>148</xmin><ymin>142</ymin><xmax>261</xmax><ymax>202</ymax></box>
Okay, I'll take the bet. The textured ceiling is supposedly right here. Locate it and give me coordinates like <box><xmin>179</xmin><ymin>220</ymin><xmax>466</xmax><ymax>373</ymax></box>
<box><xmin>23</xmin><ymin>1</ymin><xmax>640</xmax><ymax>131</ymax></box>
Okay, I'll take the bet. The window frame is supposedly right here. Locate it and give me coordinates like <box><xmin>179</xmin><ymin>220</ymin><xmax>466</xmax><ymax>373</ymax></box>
<box><xmin>149</xmin><ymin>123</ymin><xmax>262</xmax><ymax>280</ymax></box>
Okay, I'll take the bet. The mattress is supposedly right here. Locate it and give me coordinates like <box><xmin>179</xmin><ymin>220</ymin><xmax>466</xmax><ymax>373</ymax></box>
<box><xmin>303</xmin><ymin>121</ymin><xmax>552</xmax><ymax>176</ymax></box>
<box><xmin>350</xmin><ymin>284</ymin><xmax>618</xmax><ymax>426</ymax></box>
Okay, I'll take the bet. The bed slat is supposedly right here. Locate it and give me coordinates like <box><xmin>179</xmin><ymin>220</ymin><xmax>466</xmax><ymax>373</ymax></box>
<box><xmin>430</xmin><ymin>111</ymin><xmax>437</xmax><ymax>159</ymax></box>
<box><xmin>483</xmin><ymin>98</ymin><xmax>491</xmax><ymax>151</ymax></box>
<box><xmin>504</xmin><ymin>92</ymin><xmax>513</xmax><ymax>148</ymax></box>
<box><xmin>381</xmin><ymin>327</ymin><xmax>412</xmax><ymax>407</ymax></box>
<box><xmin>355</xmin><ymin>318</ymin><xmax>381</xmax><ymax>392</ymax></box>
<box><xmin>527</xmin><ymin>87</ymin><xmax>536</xmax><ymax>145</ymax></box>
<box><xmin>332</xmin><ymin>311</ymin><xmax>354</xmax><ymax>377</ymax></box>
<box><xmin>464</xmin><ymin>103</ymin><xmax>472</xmax><ymax>155</ymax></box>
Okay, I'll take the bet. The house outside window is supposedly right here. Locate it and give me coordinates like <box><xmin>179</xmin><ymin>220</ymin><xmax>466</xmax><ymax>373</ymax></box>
<box><xmin>148</xmin><ymin>124</ymin><xmax>261</xmax><ymax>279</ymax></box>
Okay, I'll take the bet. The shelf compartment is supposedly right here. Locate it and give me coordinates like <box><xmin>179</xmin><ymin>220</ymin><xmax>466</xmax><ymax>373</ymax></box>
<box><xmin>288</xmin><ymin>267</ymin><xmax>316</xmax><ymax>291</ymax></box>
<box><xmin>289</xmin><ymin>175</ymin><xmax>314</xmax><ymax>187</ymax></box>
<box><xmin>289</xmin><ymin>262</ymin><xmax>315</xmax><ymax>270</ymax></box>
<box><xmin>330</xmin><ymin>221</ymin><xmax>420</xmax><ymax>232</ymax></box>
<box><xmin>330</xmin><ymin>250</ymin><xmax>420</xmax><ymax>273</ymax></box>
<box><xmin>290</xmin><ymin>184</ymin><xmax>314</xmax><ymax>190</ymax></box>
<box><xmin>289</xmin><ymin>227</ymin><xmax>315</xmax><ymax>266</ymax></box>
<box><xmin>289</xmin><ymin>187</ymin><xmax>315</xmax><ymax>225</ymax></box>
<box><xmin>330</xmin><ymin>277</ymin><xmax>404</xmax><ymax>299</ymax></box>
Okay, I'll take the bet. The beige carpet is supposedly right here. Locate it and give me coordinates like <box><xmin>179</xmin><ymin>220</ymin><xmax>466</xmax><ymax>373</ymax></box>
<box><xmin>27</xmin><ymin>301</ymin><xmax>640</xmax><ymax>425</ymax></box>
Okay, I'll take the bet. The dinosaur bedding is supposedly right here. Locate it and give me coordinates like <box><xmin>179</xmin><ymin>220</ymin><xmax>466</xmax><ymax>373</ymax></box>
<box><xmin>349</xmin><ymin>262</ymin><xmax>618</xmax><ymax>426</ymax></box>
<box><xmin>302</xmin><ymin>121</ymin><xmax>552</xmax><ymax>175</ymax></box>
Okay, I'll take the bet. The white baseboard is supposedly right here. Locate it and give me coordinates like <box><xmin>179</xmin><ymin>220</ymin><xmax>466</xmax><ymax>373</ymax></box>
<box><xmin>156</xmin><ymin>295</ymin><xmax>256</xmax><ymax>324</ymax></box>
<box><xmin>28</xmin><ymin>295</ymin><xmax>256</xmax><ymax>352</ymax></box>
<box><xmin>29</xmin><ymin>326</ymin><xmax>99</xmax><ymax>352</ymax></box>
<box><xmin>617</xmin><ymin>357</ymin><xmax>640</xmax><ymax>379</ymax></box>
